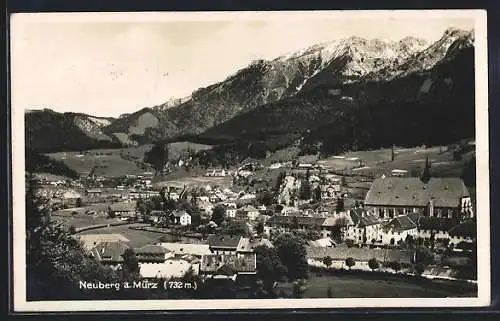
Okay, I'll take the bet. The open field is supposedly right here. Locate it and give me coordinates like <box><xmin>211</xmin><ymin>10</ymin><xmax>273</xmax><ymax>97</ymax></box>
<box><xmin>52</xmin><ymin>213</ymin><xmax>122</xmax><ymax>229</ymax></box>
<box><xmin>76</xmin><ymin>224</ymin><xmax>204</xmax><ymax>248</ymax></box>
<box><xmin>45</xmin><ymin>142</ymin><xmax>213</xmax><ymax>178</ymax></box>
<box><xmin>319</xmin><ymin>145</ymin><xmax>473</xmax><ymax>178</ymax></box>
<box><xmin>154</xmin><ymin>174</ymin><xmax>233</xmax><ymax>189</ymax></box>
<box><xmin>46</xmin><ymin>149</ymin><xmax>150</xmax><ymax>178</ymax></box>
<box><xmin>278</xmin><ymin>272</ymin><xmax>477</xmax><ymax>298</ymax></box>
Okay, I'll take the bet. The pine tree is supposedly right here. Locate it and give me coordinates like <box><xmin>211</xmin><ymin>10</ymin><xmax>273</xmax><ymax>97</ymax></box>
<box><xmin>421</xmin><ymin>155</ymin><xmax>431</xmax><ymax>183</ymax></box>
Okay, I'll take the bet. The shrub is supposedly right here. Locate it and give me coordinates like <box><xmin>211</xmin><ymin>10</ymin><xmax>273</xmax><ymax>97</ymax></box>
<box><xmin>368</xmin><ymin>258</ymin><xmax>379</xmax><ymax>271</ymax></box>
<box><xmin>345</xmin><ymin>257</ymin><xmax>355</xmax><ymax>270</ymax></box>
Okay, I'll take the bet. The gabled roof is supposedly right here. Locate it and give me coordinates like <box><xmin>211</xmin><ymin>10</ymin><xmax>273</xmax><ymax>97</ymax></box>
<box><xmin>364</xmin><ymin>177</ymin><xmax>469</xmax><ymax>208</ymax></box>
<box><xmin>207</xmin><ymin>234</ymin><xmax>242</xmax><ymax>249</ymax></box>
<box><xmin>78</xmin><ymin>233</ymin><xmax>129</xmax><ymax>251</ymax></box>
<box><xmin>90</xmin><ymin>241</ymin><xmax>129</xmax><ymax>263</ymax></box>
<box><xmin>382</xmin><ymin>215</ymin><xmax>417</xmax><ymax>233</ymax></box>
<box><xmin>135</xmin><ymin>244</ymin><xmax>169</xmax><ymax>255</ymax></box>
<box><xmin>200</xmin><ymin>253</ymin><xmax>256</xmax><ymax>273</ymax></box>
<box><xmin>358</xmin><ymin>215</ymin><xmax>381</xmax><ymax>227</ymax></box>
<box><xmin>157</xmin><ymin>243</ymin><xmax>211</xmax><ymax>257</ymax></box>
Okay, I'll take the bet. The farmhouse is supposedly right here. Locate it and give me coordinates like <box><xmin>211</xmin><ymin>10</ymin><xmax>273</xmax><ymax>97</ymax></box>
<box><xmin>223</xmin><ymin>203</ymin><xmax>237</xmax><ymax>218</ymax></box>
<box><xmin>380</xmin><ymin>215</ymin><xmax>418</xmax><ymax>245</ymax></box>
<box><xmin>264</xmin><ymin>215</ymin><xmax>326</xmax><ymax>236</ymax></box>
<box><xmin>140</xmin><ymin>259</ymin><xmax>196</xmax><ymax>280</ymax></box>
<box><xmin>346</xmin><ymin>211</ymin><xmax>382</xmax><ymax>245</ymax></box>
<box><xmin>89</xmin><ymin>241</ymin><xmax>130</xmax><ymax>269</ymax></box>
<box><xmin>77</xmin><ymin>233</ymin><xmax>129</xmax><ymax>251</ymax></box>
<box><xmin>199</xmin><ymin>253</ymin><xmax>257</xmax><ymax>282</ymax></box>
<box><xmin>364</xmin><ymin>177</ymin><xmax>473</xmax><ymax>220</ymax></box>
<box><xmin>206</xmin><ymin>235</ymin><xmax>252</xmax><ymax>255</ymax></box>
<box><xmin>86</xmin><ymin>188</ymin><xmax>103</xmax><ymax>197</ymax></box>
<box><xmin>157</xmin><ymin>242</ymin><xmax>211</xmax><ymax>257</ymax></box>
<box><xmin>237</xmin><ymin>205</ymin><xmax>260</xmax><ymax>221</ymax></box>
<box><xmin>133</xmin><ymin>245</ymin><xmax>173</xmax><ymax>263</ymax></box>
<box><xmin>320</xmin><ymin>215</ymin><xmax>350</xmax><ymax>240</ymax></box>
<box><xmin>171</xmin><ymin>210</ymin><xmax>192</xmax><ymax>226</ymax></box>
<box><xmin>109</xmin><ymin>202</ymin><xmax>137</xmax><ymax>219</ymax></box>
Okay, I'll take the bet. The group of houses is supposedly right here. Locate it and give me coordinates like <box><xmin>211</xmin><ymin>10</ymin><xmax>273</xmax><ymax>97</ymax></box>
<box><xmin>78</xmin><ymin>233</ymin><xmax>259</xmax><ymax>283</ymax></box>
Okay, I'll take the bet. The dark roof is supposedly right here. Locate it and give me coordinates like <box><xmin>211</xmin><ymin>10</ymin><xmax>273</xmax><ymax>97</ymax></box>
<box><xmin>382</xmin><ymin>215</ymin><xmax>417</xmax><ymax>233</ymax></box>
<box><xmin>207</xmin><ymin>234</ymin><xmax>242</xmax><ymax>249</ymax></box>
<box><xmin>364</xmin><ymin>177</ymin><xmax>470</xmax><ymax>208</ymax></box>
<box><xmin>358</xmin><ymin>215</ymin><xmax>380</xmax><ymax>227</ymax></box>
<box><xmin>448</xmin><ymin>220</ymin><xmax>476</xmax><ymax>238</ymax></box>
<box><xmin>349</xmin><ymin>208</ymin><xmax>363</xmax><ymax>225</ymax></box>
<box><xmin>267</xmin><ymin>215</ymin><xmax>326</xmax><ymax>227</ymax></box>
<box><xmin>91</xmin><ymin>241</ymin><xmax>129</xmax><ymax>263</ymax></box>
<box><xmin>407</xmin><ymin>212</ymin><xmax>424</xmax><ymax>225</ymax></box>
<box><xmin>134</xmin><ymin>245</ymin><xmax>169</xmax><ymax>254</ymax></box>
<box><xmin>417</xmin><ymin>217</ymin><xmax>460</xmax><ymax>232</ymax></box>
<box><xmin>200</xmin><ymin>253</ymin><xmax>256</xmax><ymax>273</ymax></box>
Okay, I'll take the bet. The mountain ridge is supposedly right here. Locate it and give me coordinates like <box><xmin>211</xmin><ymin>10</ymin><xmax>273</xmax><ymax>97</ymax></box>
<box><xmin>25</xmin><ymin>28</ymin><xmax>475</xmax><ymax>156</ymax></box>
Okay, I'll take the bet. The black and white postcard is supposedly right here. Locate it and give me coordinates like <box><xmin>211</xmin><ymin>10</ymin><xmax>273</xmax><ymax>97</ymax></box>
<box><xmin>10</xmin><ymin>10</ymin><xmax>490</xmax><ymax>312</ymax></box>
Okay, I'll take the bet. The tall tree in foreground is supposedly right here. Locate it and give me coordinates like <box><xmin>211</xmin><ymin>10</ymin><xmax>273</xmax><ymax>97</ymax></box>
<box><xmin>25</xmin><ymin>173</ymin><xmax>121</xmax><ymax>300</ymax></box>
<box><xmin>274</xmin><ymin>233</ymin><xmax>309</xmax><ymax>280</ymax></box>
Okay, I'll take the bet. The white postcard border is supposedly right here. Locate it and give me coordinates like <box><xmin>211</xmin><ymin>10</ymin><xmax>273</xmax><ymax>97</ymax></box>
<box><xmin>10</xmin><ymin>9</ymin><xmax>490</xmax><ymax>312</ymax></box>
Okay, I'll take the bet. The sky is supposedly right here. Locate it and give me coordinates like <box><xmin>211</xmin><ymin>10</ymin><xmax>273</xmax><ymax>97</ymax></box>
<box><xmin>11</xmin><ymin>11</ymin><xmax>476</xmax><ymax>117</ymax></box>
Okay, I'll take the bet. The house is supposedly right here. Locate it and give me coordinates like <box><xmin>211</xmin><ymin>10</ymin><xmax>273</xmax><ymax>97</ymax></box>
<box><xmin>171</xmin><ymin>210</ymin><xmax>192</xmax><ymax>226</ymax></box>
<box><xmin>321</xmin><ymin>184</ymin><xmax>341</xmax><ymax>199</ymax></box>
<box><xmin>364</xmin><ymin>177</ymin><xmax>473</xmax><ymax>220</ymax></box>
<box><xmin>391</xmin><ymin>169</ymin><xmax>409</xmax><ymax>177</ymax></box>
<box><xmin>86</xmin><ymin>188</ymin><xmax>103</xmax><ymax>197</ymax></box>
<box><xmin>448</xmin><ymin>220</ymin><xmax>476</xmax><ymax>248</ymax></box>
<box><xmin>380</xmin><ymin>215</ymin><xmax>418</xmax><ymax>245</ymax></box>
<box><xmin>134</xmin><ymin>245</ymin><xmax>173</xmax><ymax>263</ymax></box>
<box><xmin>237</xmin><ymin>205</ymin><xmax>260</xmax><ymax>221</ymax></box>
<box><xmin>157</xmin><ymin>242</ymin><xmax>211</xmax><ymax>257</ymax></box>
<box><xmin>199</xmin><ymin>253</ymin><xmax>257</xmax><ymax>282</ymax></box>
<box><xmin>320</xmin><ymin>215</ymin><xmax>351</xmax><ymax>240</ymax></box>
<box><xmin>148</xmin><ymin>210</ymin><xmax>166</xmax><ymax>224</ymax></box>
<box><xmin>206</xmin><ymin>235</ymin><xmax>252</xmax><ymax>255</ymax></box>
<box><xmin>264</xmin><ymin>215</ymin><xmax>326</xmax><ymax>236</ymax></box>
<box><xmin>109</xmin><ymin>202</ymin><xmax>137</xmax><ymax>219</ymax></box>
<box><xmin>346</xmin><ymin>211</ymin><xmax>382</xmax><ymax>245</ymax></box>
<box><xmin>223</xmin><ymin>203</ymin><xmax>237</xmax><ymax>218</ymax></box>
<box><xmin>89</xmin><ymin>241</ymin><xmax>130</xmax><ymax>269</ymax></box>
<box><xmin>77</xmin><ymin>233</ymin><xmax>129</xmax><ymax>251</ymax></box>
<box><xmin>140</xmin><ymin>259</ymin><xmax>196</xmax><ymax>280</ymax></box>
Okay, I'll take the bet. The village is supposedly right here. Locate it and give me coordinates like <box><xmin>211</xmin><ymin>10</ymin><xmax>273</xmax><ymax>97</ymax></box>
<box><xmin>32</xmin><ymin>143</ymin><xmax>478</xmax><ymax>298</ymax></box>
